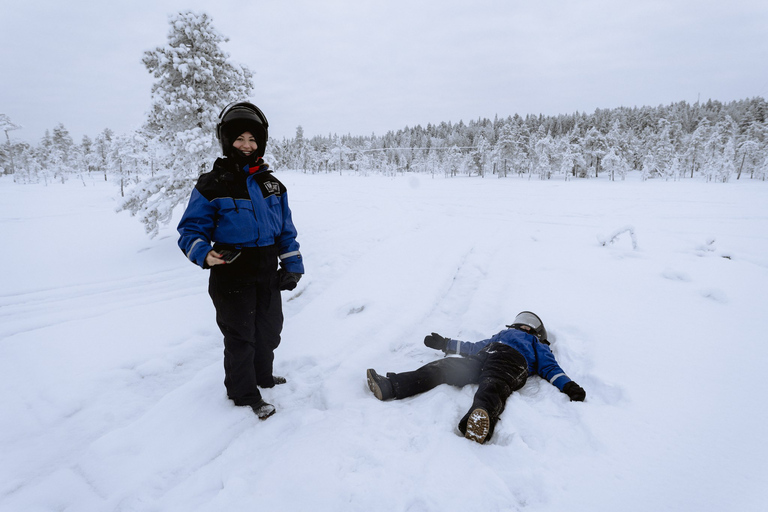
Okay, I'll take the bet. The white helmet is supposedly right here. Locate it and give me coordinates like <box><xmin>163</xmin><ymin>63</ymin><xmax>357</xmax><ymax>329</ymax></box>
<box><xmin>507</xmin><ymin>311</ymin><xmax>548</xmax><ymax>343</ymax></box>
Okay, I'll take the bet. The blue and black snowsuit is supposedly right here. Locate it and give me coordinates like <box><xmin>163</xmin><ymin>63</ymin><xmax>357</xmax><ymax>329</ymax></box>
<box><xmin>177</xmin><ymin>157</ymin><xmax>303</xmax><ymax>406</ymax></box>
<box><xmin>387</xmin><ymin>328</ymin><xmax>574</xmax><ymax>438</ymax></box>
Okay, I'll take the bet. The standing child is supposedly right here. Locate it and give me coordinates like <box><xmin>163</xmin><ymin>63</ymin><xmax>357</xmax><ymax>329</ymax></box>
<box><xmin>178</xmin><ymin>102</ymin><xmax>304</xmax><ymax>420</ymax></box>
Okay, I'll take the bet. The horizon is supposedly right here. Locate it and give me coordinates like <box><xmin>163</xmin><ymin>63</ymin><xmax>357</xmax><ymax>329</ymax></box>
<box><xmin>6</xmin><ymin>94</ymin><xmax>765</xmax><ymax>146</ymax></box>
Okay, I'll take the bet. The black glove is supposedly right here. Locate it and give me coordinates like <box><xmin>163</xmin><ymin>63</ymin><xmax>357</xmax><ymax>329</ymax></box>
<box><xmin>424</xmin><ymin>333</ymin><xmax>448</xmax><ymax>352</ymax></box>
<box><xmin>562</xmin><ymin>381</ymin><xmax>586</xmax><ymax>402</ymax></box>
<box><xmin>278</xmin><ymin>269</ymin><xmax>302</xmax><ymax>291</ymax></box>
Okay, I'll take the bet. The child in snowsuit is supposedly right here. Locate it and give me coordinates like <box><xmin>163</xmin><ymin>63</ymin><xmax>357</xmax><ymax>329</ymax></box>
<box><xmin>366</xmin><ymin>311</ymin><xmax>585</xmax><ymax>444</ymax></box>
<box><xmin>177</xmin><ymin>102</ymin><xmax>304</xmax><ymax>420</ymax></box>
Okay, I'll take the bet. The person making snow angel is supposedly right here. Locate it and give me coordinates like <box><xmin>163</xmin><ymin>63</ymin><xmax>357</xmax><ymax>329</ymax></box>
<box><xmin>177</xmin><ymin>102</ymin><xmax>304</xmax><ymax>420</ymax></box>
<box><xmin>366</xmin><ymin>311</ymin><xmax>586</xmax><ymax>444</ymax></box>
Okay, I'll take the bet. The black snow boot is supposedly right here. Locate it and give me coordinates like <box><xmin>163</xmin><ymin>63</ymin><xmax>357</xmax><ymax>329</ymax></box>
<box><xmin>259</xmin><ymin>376</ymin><xmax>287</xmax><ymax>388</ymax></box>
<box><xmin>251</xmin><ymin>400</ymin><xmax>276</xmax><ymax>420</ymax></box>
<box><xmin>366</xmin><ymin>369</ymin><xmax>395</xmax><ymax>400</ymax></box>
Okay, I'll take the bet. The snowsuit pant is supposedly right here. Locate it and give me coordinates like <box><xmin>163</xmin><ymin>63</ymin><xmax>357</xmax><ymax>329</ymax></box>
<box><xmin>208</xmin><ymin>246</ymin><xmax>283</xmax><ymax>407</ymax></box>
<box><xmin>388</xmin><ymin>343</ymin><xmax>529</xmax><ymax>439</ymax></box>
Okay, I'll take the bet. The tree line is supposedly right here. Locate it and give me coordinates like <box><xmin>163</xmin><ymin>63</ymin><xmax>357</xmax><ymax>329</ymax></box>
<box><xmin>4</xmin><ymin>95</ymin><xmax>766</xmax><ymax>188</ymax></box>
<box><xmin>5</xmin><ymin>97</ymin><xmax>766</xmax><ymax>185</ymax></box>
<box><xmin>268</xmin><ymin>97</ymin><xmax>767</xmax><ymax>182</ymax></box>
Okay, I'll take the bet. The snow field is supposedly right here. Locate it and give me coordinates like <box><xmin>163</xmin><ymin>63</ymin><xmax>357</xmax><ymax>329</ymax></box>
<box><xmin>1</xmin><ymin>171</ymin><xmax>767</xmax><ymax>511</ymax></box>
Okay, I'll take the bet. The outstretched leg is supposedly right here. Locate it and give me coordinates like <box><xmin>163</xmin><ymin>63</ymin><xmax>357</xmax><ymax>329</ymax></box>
<box><xmin>459</xmin><ymin>344</ymin><xmax>528</xmax><ymax>443</ymax></box>
<box><xmin>368</xmin><ymin>356</ymin><xmax>482</xmax><ymax>401</ymax></box>
<box><xmin>388</xmin><ymin>356</ymin><xmax>483</xmax><ymax>399</ymax></box>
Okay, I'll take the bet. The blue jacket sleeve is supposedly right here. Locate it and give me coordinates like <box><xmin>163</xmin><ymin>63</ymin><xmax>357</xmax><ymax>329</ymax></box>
<box><xmin>177</xmin><ymin>188</ymin><xmax>216</xmax><ymax>268</ymax></box>
<box><xmin>535</xmin><ymin>344</ymin><xmax>572</xmax><ymax>391</ymax></box>
<box><xmin>445</xmin><ymin>335</ymin><xmax>495</xmax><ymax>357</ymax></box>
<box><xmin>277</xmin><ymin>191</ymin><xmax>304</xmax><ymax>274</ymax></box>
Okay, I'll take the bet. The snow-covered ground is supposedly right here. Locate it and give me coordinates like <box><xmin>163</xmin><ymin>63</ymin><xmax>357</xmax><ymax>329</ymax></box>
<box><xmin>1</xmin><ymin>171</ymin><xmax>766</xmax><ymax>512</ymax></box>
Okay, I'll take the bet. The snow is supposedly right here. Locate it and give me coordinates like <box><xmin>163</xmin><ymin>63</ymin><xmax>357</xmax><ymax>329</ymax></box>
<box><xmin>1</xmin><ymin>171</ymin><xmax>767</xmax><ymax>511</ymax></box>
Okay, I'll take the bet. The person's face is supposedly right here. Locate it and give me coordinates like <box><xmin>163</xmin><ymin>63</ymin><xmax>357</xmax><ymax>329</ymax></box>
<box><xmin>233</xmin><ymin>132</ymin><xmax>258</xmax><ymax>156</ymax></box>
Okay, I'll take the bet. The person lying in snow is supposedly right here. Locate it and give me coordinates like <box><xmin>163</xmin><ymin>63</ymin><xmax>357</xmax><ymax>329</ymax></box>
<box><xmin>366</xmin><ymin>311</ymin><xmax>586</xmax><ymax>444</ymax></box>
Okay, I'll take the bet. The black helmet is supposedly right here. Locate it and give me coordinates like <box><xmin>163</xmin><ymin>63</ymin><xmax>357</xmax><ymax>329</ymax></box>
<box><xmin>507</xmin><ymin>311</ymin><xmax>548</xmax><ymax>343</ymax></box>
<box><xmin>216</xmin><ymin>101</ymin><xmax>269</xmax><ymax>157</ymax></box>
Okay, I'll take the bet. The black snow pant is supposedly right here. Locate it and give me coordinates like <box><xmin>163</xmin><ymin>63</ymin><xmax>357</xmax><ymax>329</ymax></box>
<box><xmin>208</xmin><ymin>246</ymin><xmax>283</xmax><ymax>407</ymax></box>
<box><xmin>388</xmin><ymin>342</ymin><xmax>529</xmax><ymax>439</ymax></box>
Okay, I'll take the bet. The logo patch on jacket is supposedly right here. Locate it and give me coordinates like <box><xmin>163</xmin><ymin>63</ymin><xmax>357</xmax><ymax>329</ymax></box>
<box><xmin>264</xmin><ymin>181</ymin><xmax>281</xmax><ymax>196</ymax></box>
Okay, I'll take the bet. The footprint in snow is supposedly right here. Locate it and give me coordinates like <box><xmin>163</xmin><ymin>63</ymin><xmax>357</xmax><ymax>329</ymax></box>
<box><xmin>700</xmin><ymin>288</ymin><xmax>728</xmax><ymax>304</ymax></box>
<box><xmin>661</xmin><ymin>270</ymin><xmax>692</xmax><ymax>282</ymax></box>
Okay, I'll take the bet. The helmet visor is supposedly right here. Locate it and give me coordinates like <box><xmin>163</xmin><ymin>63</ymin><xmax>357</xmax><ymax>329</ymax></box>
<box><xmin>512</xmin><ymin>311</ymin><xmax>543</xmax><ymax>332</ymax></box>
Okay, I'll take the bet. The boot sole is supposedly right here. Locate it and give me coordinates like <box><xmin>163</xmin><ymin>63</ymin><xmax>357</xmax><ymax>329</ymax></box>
<box><xmin>366</xmin><ymin>369</ymin><xmax>385</xmax><ymax>400</ymax></box>
<box><xmin>464</xmin><ymin>408</ymin><xmax>490</xmax><ymax>444</ymax></box>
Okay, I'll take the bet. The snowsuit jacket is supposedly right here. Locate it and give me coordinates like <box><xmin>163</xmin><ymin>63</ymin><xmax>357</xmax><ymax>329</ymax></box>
<box><xmin>177</xmin><ymin>158</ymin><xmax>304</xmax><ymax>273</ymax></box>
<box><xmin>443</xmin><ymin>328</ymin><xmax>573</xmax><ymax>391</ymax></box>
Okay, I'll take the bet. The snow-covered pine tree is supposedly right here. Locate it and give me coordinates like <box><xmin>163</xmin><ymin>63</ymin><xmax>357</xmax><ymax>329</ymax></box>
<box><xmin>447</xmin><ymin>145</ymin><xmax>462</xmax><ymax>177</ymax></box>
<box><xmin>602</xmin><ymin>147</ymin><xmax>630</xmax><ymax>181</ymax></box>
<box><xmin>559</xmin><ymin>125</ymin><xmax>585</xmax><ymax>179</ymax></box>
<box><xmin>471</xmin><ymin>135</ymin><xmax>490</xmax><ymax>177</ymax></box>
<box><xmin>80</xmin><ymin>135</ymin><xmax>95</xmax><ymax>175</ymax></box>
<box><xmin>532</xmin><ymin>129</ymin><xmax>555</xmax><ymax>179</ymax></box>
<box><xmin>684</xmin><ymin>118</ymin><xmax>710</xmax><ymax>178</ymax></box>
<box><xmin>736</xmin><ymin>120</ymin><xmax>766</xmax><ymax>179</ymax></box>
<box><xmin>582</xmin><ymin>127</ymin><xmax>606</xmax><ymax>178</ymax></box>
<box><xmin>1</xmin><ymin>114</ymin><xmax>21</xmax><ymax>175</ymax></box>
<box><xmin>652</xmin><ymin>118</ymin><xmax>675</xmax><ymax>180</ymax></box>
<box><xmin>292</xmin><ymin>126</ymin><xmax>310</xmax><ymax>170</ymax></box>
<box><xmin>121</xmin><ymin>10</ymin><xmax>253</xmax><ymax>237</ymax></box>
<box><xmin>50</xmin><ymin>124</ymin><xmax>75</xmax><ymax>183</ymax></box>
<box><xmin>94</xmin><ymin>128</ymin><xmax>114</xmax><ymax>181</ymax></box>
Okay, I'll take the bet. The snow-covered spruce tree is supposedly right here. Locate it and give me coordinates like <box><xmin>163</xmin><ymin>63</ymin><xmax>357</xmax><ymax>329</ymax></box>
<box><xmin>683</xmin><ymin>118</ymin><xmax>710</xmax><ymax>178</ymax></box>
<box><xmin>80</xmin><ymin>135</ymin><xmax>95</xmax><ymax>175</ymax></box>
<box><xmin>651</xmin><ymin>118</ymin><xmax>676</xmax><ymax>180</ymax></box>
<box><xmin>1</xmin><ymin>114</ymin><xmax>22</xmax><ymax>175</ymax></box>
<box><xmin>471</xmin><ymin>135</ymin><xmax>490</xmax><ymax>177</ymax></box>
<box><xmin>582</xmin><ymin>127</ymin><xmax>606</xmax><ymax>178</ymax></box>
<box><xmin>602</xmin><ymin>147</ymin><xmax>630</xmax><ymax>181</ymax></box>
<box><xmin>121</xmin><ymin>11</ymin><xmax>253</xmax><ymax>237</ymax></box>
<box><xmin>50</xmin><ymin>124</ymin><xmax>75</xmax><ymax>182</ymax></box>
<box><xmin>94</xmin><ymin>128</ymin><xmax>114</xmax><ymax>181</ymax></box>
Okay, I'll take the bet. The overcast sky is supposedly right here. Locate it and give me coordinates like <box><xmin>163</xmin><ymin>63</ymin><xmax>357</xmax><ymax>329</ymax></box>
<box><xmin>2</xmin><ymin>0</ymin><xmax>766</xmax><ymax>143</ymax></box>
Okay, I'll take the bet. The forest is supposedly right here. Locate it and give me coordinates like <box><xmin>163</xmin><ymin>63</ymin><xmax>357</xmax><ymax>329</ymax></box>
<box><xmin>269</xmin><ymin>97</ymin><xmax>768</xmax><ymax>182</ymax></box>
<box><xmin>3</xmin><ymin>97</ymin><xmax>767</xmax><ymax>186</ymax></box>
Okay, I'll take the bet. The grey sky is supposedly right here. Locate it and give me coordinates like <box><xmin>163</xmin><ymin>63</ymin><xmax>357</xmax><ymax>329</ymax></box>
<box><xmin>1</xmin><ymin>0</ymin><xmax>766</xmax><ymax>143</ymax></box>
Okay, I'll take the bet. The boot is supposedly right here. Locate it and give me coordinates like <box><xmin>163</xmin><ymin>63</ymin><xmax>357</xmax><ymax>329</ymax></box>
<box><xmin>366</xmin><ymin>369</ymin><xmax>395</xmax><ymax>400</ymax></box>
<box><xmin>250</xmin><ymin>399</ymin><xmax>276</xmax><ymax>420</ymax></box>
<box><xmin>258</xmin><ymin>375</ymin><xmax>287</xmax><ymax>389</ymax></box>
<box><xmin>462</xmin><ymin>407</ymin><xmax>491</xmax><ymax>444</ymax></box>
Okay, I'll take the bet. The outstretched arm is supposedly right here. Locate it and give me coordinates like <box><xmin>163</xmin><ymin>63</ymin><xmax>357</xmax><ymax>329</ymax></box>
<box><xmin>425</xmin><ymin>333</ymin><xmax>493</xmax><ymax>357</ymax></box>
<box><xmin>562</xmin><ymin>381</ymin><xmax>586</xmax><ymax>401</ymax></box>
<box><xmin>535</xmin><ymin>344</ymin><xmax>586</xmax><ymax>401</ymax></box>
